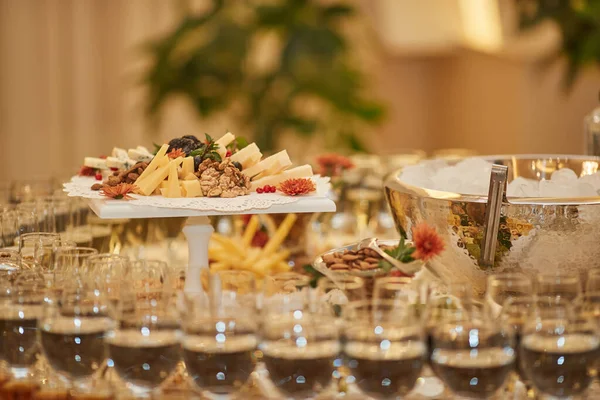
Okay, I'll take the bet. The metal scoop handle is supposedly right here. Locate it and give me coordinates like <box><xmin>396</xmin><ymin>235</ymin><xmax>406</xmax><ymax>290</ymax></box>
<box><xmin>479</xmin><ymin>164</ymin><xmax>508</xmax><ymax>268</ymax></box>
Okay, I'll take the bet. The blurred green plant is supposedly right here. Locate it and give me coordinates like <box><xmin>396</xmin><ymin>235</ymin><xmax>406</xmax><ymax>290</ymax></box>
<box><xmin>144</xmin><ymin>0</ymin><xmax>384</xmax><ymax>152</ymax></box>
<box><xmin>518</xmin><ymin>0</ymin><xmax>600</xmax><ymax>86</ymax></box>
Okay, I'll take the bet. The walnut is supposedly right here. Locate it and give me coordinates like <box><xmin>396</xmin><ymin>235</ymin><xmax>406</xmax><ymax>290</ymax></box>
<box><xmin>198</xmin><ymin>158</ymin><xmax>250</xmax><ymax>198</ymax></box>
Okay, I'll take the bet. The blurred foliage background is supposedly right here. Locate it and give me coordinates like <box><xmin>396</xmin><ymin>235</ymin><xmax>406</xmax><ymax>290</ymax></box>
<box><xmin>144</xmin><ymin>0</ymin><xmax>385</xmax><ymax>153</ymax></box>
<box><xmin>519</xmin><ymin>0</ymin><xmax>600</xmax><ymax>87</ymax></box>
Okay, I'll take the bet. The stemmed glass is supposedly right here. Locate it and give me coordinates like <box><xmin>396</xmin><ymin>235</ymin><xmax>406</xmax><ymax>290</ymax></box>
<box><xmin>106</xmin><ymin>259</ymin><xmax>180</xmax><ymax>398</ymax></box>
<box><xmin>38</xmin><ymin>277</ymin><xmax>114</xmax><ymax>394</ymax></box>
<box><xmin>52</xmin><ymin>247</ymin><xmax>98</xmax><ymax>302</ymax></box>
<box><xmin>260</xmin><ymin>300</ymin><xmax>339</xmax><ymax>398</ymax></box>
<box><xmin>486</xmin><ymin>273</ymin><xmax>533</xmax><ymax>318</ymax></box>
<box><xmin>519</xmin><ymin>296</ymin><xmax>599</xmax><ymax>399</ymax></box>
<box><xmin>430</xmin><ymin>309</ymin><xmax>516</xmax><ymax>399</ymax></box>
<box><xmin>535</xmin><ymin>271</ymin><xmax>581</xmax><ymax>301</ymax></box>
<box><xmin>182</xmin><ymin>270</ymin><xmax>258</xmax><ymax>399</ymax></box>
<box><xmin>343</xmin><ymin>299</ymin><xmax>426</xmax><ymax>399</ymax></box>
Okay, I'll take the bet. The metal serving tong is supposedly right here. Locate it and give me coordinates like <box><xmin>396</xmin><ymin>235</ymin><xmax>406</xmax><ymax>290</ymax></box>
<box><xmin>479</xmin><ymin>164</ymin><xmax>509</xmax><ymax>268</ymax></box>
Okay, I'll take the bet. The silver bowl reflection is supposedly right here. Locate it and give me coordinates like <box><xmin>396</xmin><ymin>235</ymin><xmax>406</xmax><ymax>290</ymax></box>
<box><xmin>384</xmin><ymin>154</ymin><xmax>600</xmax><ymax>295</ymax></box>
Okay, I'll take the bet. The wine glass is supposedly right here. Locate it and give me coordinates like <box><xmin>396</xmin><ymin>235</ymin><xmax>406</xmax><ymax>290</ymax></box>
<box><xmin>85</xmin><ymin>254</ymin><xmax>129</xmax><ymax>313</ymax></box>
<box><xmin>182</xmin><ymin>270</ymin><xmax>258</xmax><ymax>399</ymax></box>
<box><xmin>430</xmin><ymin>310</ymin><xmax>516</xmax><ymax>399</ymax></box>
<box><xmin>38</xmin><ymin>276</ymin><xmax>114</xmax><ymax>394</ymax></box>
<box><xmin>486</xmin><ymin>273</ymin><xmax>533</xmax><ymax>318</ymax></box>
<box><xmin>260</xmin><ymin>303</ymin><xmax>340</xmax><ymax>399</ymax></box>
<box><xmin>343</xmin><ymin>299</ymin><xmax>426</xmax><ymax>399</ymax></box>
<box><xmin>106</xmin><ymin>260</ymin><xmax>180</xmax><ymax>398</ymax></box>
<box><xmin>535</xmin><ymin>271</ymin><xmax>581</xmax><ymax>301</ymax></box>
<box><xmin>520</xmin><ymin>296</ymin><xmax>599</xmax><ymax>399</ymax></box>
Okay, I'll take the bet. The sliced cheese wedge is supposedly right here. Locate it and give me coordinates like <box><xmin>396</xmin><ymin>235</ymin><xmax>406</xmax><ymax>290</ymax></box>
<box><xmin>136</xmin><ymin>144</ymin><xmax>169</xmax><ymax>183</ymax></box>
<box><xmin>136</xmin><ymin>157</ymin><xmax>183</xmax><ymax>196</ymax></box>
<box><xmin>164</xmin><ymin>162</ymin><xmax>181</xmax><ymax>198</ymax></box>
<box><xmin>230</xmin><ymin>143</ymin><xmax>262</xmax><ymax>169</ymax></box>
<box><xmin>184</xmin><ymin>173</ymin><xmax>198</xmax><ymax>181</ymax></box>
<box><xmin>250</xmin><ymin>164</ymin><xmax>313</xmax><ymax>191</ymax></box>
<box><xmin>215</xmin><ymin>132</ymin><xmax>235</xmax><ymax>159</ymax></box>
<box><xmin>112</xmin><ymin>147</ymin><xmax>128</xmax><ymax>160</ymax></box>
<box><xmin>180</xmin><ymin>157</ymin><xmax>194</xmax><ymax>178</ymax></box>
<box><xmin>84</xmin><ymin>157</ymin><xmax>108</xmax><ymax>170</ymax></box>
<box><xmin>181</xmin><ymin>180</ymin><xmax>203</xmax><ymax>198</ymax></box>
<box><xmin>242</xmin><ymin>150</ymin><xmax>291</xmax><ymax>179</ymax></box>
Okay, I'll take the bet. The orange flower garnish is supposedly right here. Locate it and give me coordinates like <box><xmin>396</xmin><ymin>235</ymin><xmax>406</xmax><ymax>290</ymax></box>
<box><xmin>100</xmin><ymin>183</ymin><xmax>137</xmax><ymax>200</ymax></box>
<box><xmin>411</xmin><ymin>223</ymin><xmax>445</xmax><ymax>261</ymax></box>
<box><xmin>168</xmin><ymin>148</ymin><xmax>186</xmax><ymax>159</ymax></box>
<box><xmin>315</xmin><ymin>153</ymin><xmax>354</xmax><ymax>177</ymax></box>
<box><xmin>278</xmin><ymin>178</ymin><xmax>316</xmax><ymax>196</ymax></box>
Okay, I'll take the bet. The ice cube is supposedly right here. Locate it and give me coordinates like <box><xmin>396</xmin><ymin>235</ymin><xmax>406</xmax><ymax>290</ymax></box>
<box><xmin>539</xmin><ymin>180</ymin><xmax>575</xmax><ymax>198</ymax></box>
<box><xmin>578</xmin><ymin>172</ymin><xmax>600</xmax><ymax>192</ymax></box>
<box><xmin>551</xmin><ymin>168</ymin><xmax>578</xmax><ymax>182</ymax></box>
<box><xmin>507</xmin><ymin>177</ymin><xmax>539</xmax><ymax>197</ymax></box>
<box><xmin>577</xmin><ymin>182</ymin><xmax>598</xmax><ymax>197</ymax></box>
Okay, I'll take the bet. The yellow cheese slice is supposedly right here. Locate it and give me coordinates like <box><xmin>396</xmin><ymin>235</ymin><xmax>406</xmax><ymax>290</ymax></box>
<box><xmin>250</xmin><ymin>164</ymin><xmax>313</xmax><ymax>191</ymax></box>
<box><xmin>137</xmin><ymin>157</ymin><xmax>183</xmax><ymax>196</ymax></box>
<box><xmin>181</xmin><ymin>180</ymin><xmax>203</xmax><ymax>198</ymax></box>
<box><xmin>230</xmin><ymin>143</ymin><xmax>261</xmax><ymax>168</ymax></box>
<box><xmin>254</xmin><ymin>159</ymin><xmax>291</xmax><ymax>180</ymax></box>
<box><xmin>184</xmin><ymin>173</ymin><xmax>198</xmax><ymax>181</ymax></box>
<box><xmin>180</xmin><ymin>156</ymin><xmax>194</xmax><ymax>178</ymax></box>
<box><xmin>165</xmin><ymin>162</ymin><xmax>181</xmax><ymax>198</ymax></box>
<box><xmin>135</xmin><ymin>144</ymin><xmax>169</xmax><ymax>183</ymax></box>
<box><xmin>215</xmin><ymin>132</ymin><xmax>235</xmax><ymax>159</ymax></box>
<box><xmin>242</xmin><ymin>150</ymin><xmax>291</xmax><ymax>179</ymax></box>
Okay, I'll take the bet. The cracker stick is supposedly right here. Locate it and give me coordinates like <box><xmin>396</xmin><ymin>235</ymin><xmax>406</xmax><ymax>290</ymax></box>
<box><xmin>262</xmin><ymin>213</ymin><xmax>297</xmax><ymax>256</ymax></box>
<box><xmin>242</xmin><ymin>215</ymin><xmax>260</xmax><ymax>247</ymax></box>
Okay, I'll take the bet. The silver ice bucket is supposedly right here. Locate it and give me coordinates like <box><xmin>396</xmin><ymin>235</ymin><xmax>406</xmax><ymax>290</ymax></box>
<box><xmin>384</xmin><ymin>154</ymin><xmax>600</xmax><ymax>294</ymax></box>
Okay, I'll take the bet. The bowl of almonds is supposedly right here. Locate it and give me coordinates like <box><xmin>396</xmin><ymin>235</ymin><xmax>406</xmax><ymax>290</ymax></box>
<box><xmin>313</xmin><ymin>239</ymin><xmax>424</xmax><ymax>279</ymax></box>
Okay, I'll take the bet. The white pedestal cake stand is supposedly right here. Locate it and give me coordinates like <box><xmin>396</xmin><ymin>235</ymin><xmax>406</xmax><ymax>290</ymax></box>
<box><xmin>87</xmin><ymin>197</ymin><xmax>336</xmax><ymax>293</ymax></box>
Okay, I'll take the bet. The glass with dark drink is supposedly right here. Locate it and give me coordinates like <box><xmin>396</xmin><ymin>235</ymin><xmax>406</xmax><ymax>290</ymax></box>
<box><xmin>343</xmin><ymin>300</ymin><xmax>426</xmax><ymax>399</ymax></box>
<box><xmin>431</xmin><ymin>317</ymin><xmax>515</xmax><ymax>399</ymax></box>
<box><xmin>38</xmin><ymin>278</ymin><xmax>113</xmax><ymax>392</ymax></box>
<box><xmin>181</xmin><ymin>270</ymin><xmax>258</xmax><ymax>398</ymax></box>
<box><xmin>260</xmin><ymin>310</ymin><xmax>340</xmax><ymax>399</ymax></box>
<box><xmin>520</xmin><ymin>297</ymin><xmax>600</xmax><ymax>398</ymax></box>
<box><xmin>0</xmin><ymin>271</ymin><xmax>45</xmax><ymax>381</ymax></box>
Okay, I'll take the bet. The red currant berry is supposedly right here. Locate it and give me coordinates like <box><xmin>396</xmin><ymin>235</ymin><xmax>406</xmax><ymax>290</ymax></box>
<box><xmin>270</xmin><ymin>186</ymin><xmax>276</xmax><ymax>193</ymax></box>
<box><xmin>225</xmin><ymin>150</ymin><xmax>232</xmax><ymax>157</ymax></box>
<box><xmin>256</xmin><ymin>187</ymin><xmax>263</xmax><ymax>194</ymax></box>
<box><xmin>95</xmin><ymin>173</ymin><xmax>102</xmax><ymax>181</ymax></box>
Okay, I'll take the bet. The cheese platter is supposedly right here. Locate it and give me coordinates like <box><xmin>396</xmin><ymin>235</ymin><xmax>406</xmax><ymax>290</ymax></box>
<box><xmin>65</xmin><ymin>132</ymin><xmax>336</xmax><ymax>293</ymax></box>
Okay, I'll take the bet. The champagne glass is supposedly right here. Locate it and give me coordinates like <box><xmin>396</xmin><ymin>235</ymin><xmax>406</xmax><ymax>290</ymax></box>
<box><xmin>182</xmin><ymin>270</ymin><xmax>258</xmax><ymax>399</ymax></box>
<box><xmin>520</xmin><ymin>296</ymin><xmax>599</xmax><ymax>399</ymax></box>
<box><xmin>344</xmin><ymin>300</ymin><xmax>426</xmax><ymax>399</ymax></box>
<box><xmin>486</xmin><ymin>273</ymin><xmax>533</xmax><ymax>318</ymax></box>
<box><xmin>38</xmin><ymin>277</ymin><xmax>113</xmax><ymax>393</ymax></box>
<box><xmin>431</xmin><ymin>312</ymin><xmax>515</xmax><ymax>399</ymax></box>
<box><xmin>106</xmin><ymin>260</ymin><xmax>180</xmax><ymax>398</ymax></box>
<box><xmin>535</xmin><ymin>271</ymin><xmax>581</xmax><ymax>301</ymax></box>
<box><xmin>260</xmin><ymin>304</ymin><xmax>339</xmax><ymax>398</ymax></box>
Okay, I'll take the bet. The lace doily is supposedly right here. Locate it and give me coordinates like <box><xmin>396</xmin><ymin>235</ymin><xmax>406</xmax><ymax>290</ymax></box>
<box><xmin>63</xmin><ymin>175</ymin><xmax>331</xmax><ymax>212</ymax></box>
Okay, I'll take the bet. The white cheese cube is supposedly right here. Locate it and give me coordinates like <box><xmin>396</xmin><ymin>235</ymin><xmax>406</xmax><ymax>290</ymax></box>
<box><xmin>83</xmin><ymin>157</ymin><xmax>108</xmax><ymax>170</ymax></box>
<box><xmin>112</xmin><ymin>147</ymin><xmax>129</xmax><ymax>160</ymax></box>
